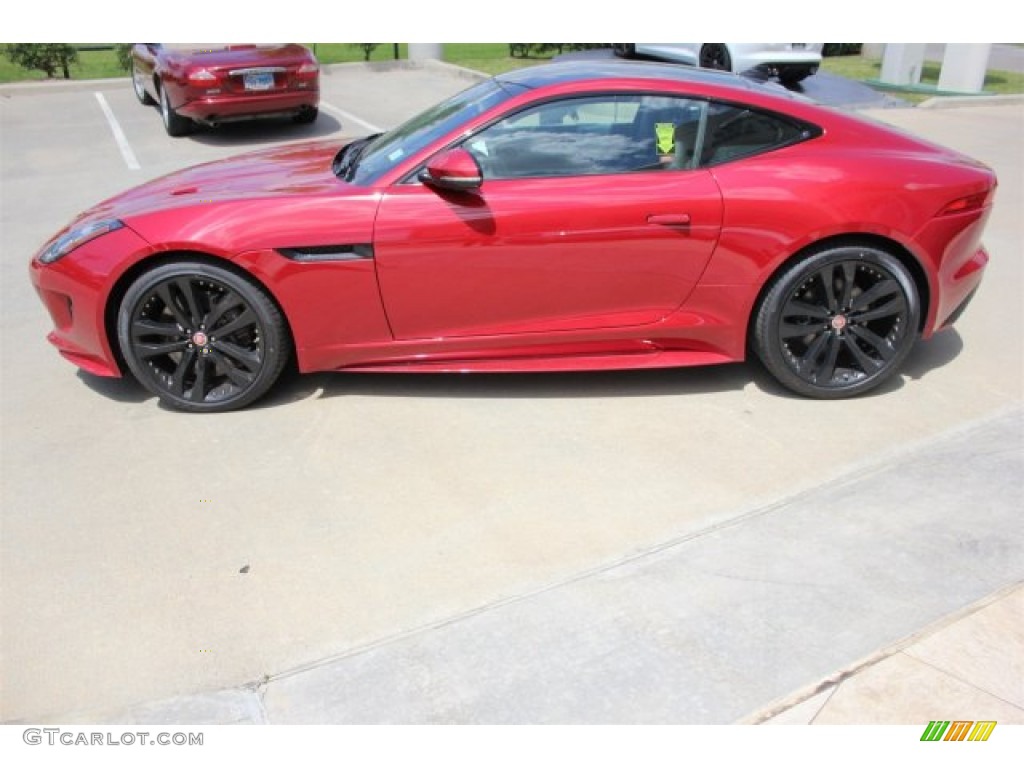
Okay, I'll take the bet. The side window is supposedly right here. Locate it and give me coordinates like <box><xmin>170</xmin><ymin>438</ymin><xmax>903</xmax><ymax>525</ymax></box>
<box><xmin>463</xmin><ymin>94</ymin><xmax>705</xmax><ymax>180</ymax></box>
<box><xmin>700</xmin><ymin>103</ymin><xmax>812</xmax><ymax>166</ymax></box>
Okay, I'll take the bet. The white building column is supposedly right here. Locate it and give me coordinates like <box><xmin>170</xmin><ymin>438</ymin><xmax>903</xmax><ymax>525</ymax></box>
<box><xmin>879</xmin><ymin>44</ymin><xmax>928</xmax><ymax>85</ymax></box>
<box><xmin>938</xmin><ymin>44</ymin><xmax>992</xmax><ymax>93</ymax></box>
<box><xmin>408</xmin><ymin>44</ymin><xmax>443</xmax><ymax>61</ymax></box>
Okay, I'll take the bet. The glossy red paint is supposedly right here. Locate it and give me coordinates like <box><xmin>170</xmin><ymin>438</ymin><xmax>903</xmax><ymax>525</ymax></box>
<box><xmin>131</xmin><ymin>43</ymin><xmax>319</xmax><ymax>128</ymax></box>
<box><xmin>31</xmin><ymin>61</ymin><xmax>997</xmax><ymax>408</ymax></box>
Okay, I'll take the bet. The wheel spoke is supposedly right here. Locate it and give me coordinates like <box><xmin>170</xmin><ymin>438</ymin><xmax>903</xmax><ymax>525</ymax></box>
<box><xmin>189</xmin><ymin>356</ymin><xmax>208</xmax><ymax>402</ymax></box>
<box><xmin>849</xmin><ymin>296</ymin><xmax>906</xmax><ymax>324</ymax></box>
<box><xmin>211</xmin><ymin>339</ymin><xmax>261</xmax><ymax>371</ymax></box>
<box><xmin>174</xmin><ymin>277</ymin><xmax>205</xmax><ymax>327</ymax></box>
<box><xmin>209</xmin><ymin>349</ymin><xmax>256</xmax><ymax>387</ymax></box>
<box><xmin>843</xmin><ymin>335</ymin><xmax>883</xmax><ymax>372</ymax></box>
<box><xmin>137</xmin><ymin>340</ymin><xmax>190</xmax><ymax>359</ymax></box>
<box><xmin>849</xmin><ymin>278</ymin><xmax>900</xmax><ymax>311</ymax></box>
<box><xmin>814</xmin><ymin>334</ymin><xmax>842</xmax><ymax>383</ymax></box>
<box><xmin>847</xmin><ymin>325</ymin><xmax>896</xmax><ymax>361</ymax></box>
<box><xmin>210</xmin><ymin>308</ymin><xmax>256</xmax><ymax>340</ymax></box>
<box><xmin>819</xmin><ymin>265</ymin><xmax>840</xmax><ymax>313</ymax></box>
<box><xmin>780</xmin><ymin>322</ymin><xmax>825</xmax><ymax>339</ymax></box>
<box><xmin>155</xmin><ymin>283</ymin><xmax>193</xmax><ymax>330</ymax></box>
<box><xmin>169</xmin><ymin>348</ymin><xmax>198</xmax><ymax>396</ymax></box>
<box><xmin>795</xmin><ymin>329</ymin><xmax>830</xmax><ymax>375</ymax></box>
<box><xmin>203</xmin><ymin>291</ymin><xmax>246</xmax><ymax>329</ymax></box>
<box><xmin>839</xmin><ymin>262</ymin><xmax>857</xmax><ymax>310</ymax></box>
<box><xmin>783</xmin><ymin>300</ymin><xmax>830</xmax><ymax>321</ymax></box>
<box><xmin>131</xmin><ymin>318</ymin><xmax>185</xmax><ymax>340</ymax></box>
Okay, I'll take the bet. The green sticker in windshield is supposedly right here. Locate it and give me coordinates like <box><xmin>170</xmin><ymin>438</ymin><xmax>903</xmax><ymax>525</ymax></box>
<box><xmin>655</xmin><ymin>123</ymin><xmax>675</xmax><ymax>155</ymax></box>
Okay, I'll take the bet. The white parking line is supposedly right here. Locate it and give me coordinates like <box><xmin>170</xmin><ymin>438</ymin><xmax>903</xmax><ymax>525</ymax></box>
<box><xmin>94</xmin><ymin>92</ymin><xmax>141</xmax><ymax>170</ymax></box>
<box><xmin>320</xmin><ymin>101</ymin><xmax>384</xmax><ymax>134</ymax></box>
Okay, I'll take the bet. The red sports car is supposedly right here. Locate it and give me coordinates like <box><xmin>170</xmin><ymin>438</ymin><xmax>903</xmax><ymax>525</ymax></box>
<box><xmin>30</xmin><ymin>61</ymin><xmax>995</xmax><ymax>412</ymax></box>
<box><xmin>130</xmin><ymin>43</ymin><xmax>319</xmax><ymax>136</ymax></box>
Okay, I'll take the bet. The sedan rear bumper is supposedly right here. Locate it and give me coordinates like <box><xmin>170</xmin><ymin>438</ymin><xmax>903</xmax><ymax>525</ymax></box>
<box><xmin>178</xmin><ymin>90</ymin><xmax>319</xmax><ymax>124</ymax></box>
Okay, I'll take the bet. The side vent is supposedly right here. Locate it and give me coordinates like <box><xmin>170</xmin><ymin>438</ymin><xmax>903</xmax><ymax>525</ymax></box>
<box><xmin>277</xmin><ymin>244</ymin><xmax>374</xmax><ymax>262</ymax></box>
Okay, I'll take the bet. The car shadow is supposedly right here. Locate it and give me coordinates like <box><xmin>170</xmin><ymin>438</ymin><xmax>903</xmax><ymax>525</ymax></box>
<box><xmin>75</xmin><ymin>370</ymin><xmax>151</xmax><ymax>404</ymax></box>
<box><xmin>901</xmin><ymin>328</ymin><xmax>964</xmax><ymax>380</ymax></box>
<box><xmin>182</xmin><ymin>111</ymin><xmax>344</xmax><ymax>148</ymax></box>
<box><xmin>74</xmin><ymin>331</ymin><xmax>965</xmax><ymax>410</ymax></box>
<box><xmin>253</xmin><ymin>363</ymin><xmax>755</xmax><ymax>410</ymax></box>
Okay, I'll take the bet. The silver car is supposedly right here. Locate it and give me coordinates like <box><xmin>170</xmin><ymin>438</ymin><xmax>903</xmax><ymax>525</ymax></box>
<box><xmin>613</xmin><ymin>43</ymin><xmax>823</xmax><ymax>84</ymax></box>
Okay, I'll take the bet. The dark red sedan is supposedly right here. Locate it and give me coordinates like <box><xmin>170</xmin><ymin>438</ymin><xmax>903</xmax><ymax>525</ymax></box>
<box><xmin>130</xmin><ymin>43</ymin><xmax>319</xmax><ymax>136</ymax></box>
<box><xmin>31</xmin><ymin>61</ymin><xmax>995</xmax><ymax>411</ymax></box>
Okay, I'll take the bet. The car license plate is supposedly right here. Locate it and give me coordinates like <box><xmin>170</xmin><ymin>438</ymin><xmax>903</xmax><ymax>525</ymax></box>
<box><xmin>243</xmin><ymin>72</ymin><xmax>274</xmax><ymax>91</ymax></box>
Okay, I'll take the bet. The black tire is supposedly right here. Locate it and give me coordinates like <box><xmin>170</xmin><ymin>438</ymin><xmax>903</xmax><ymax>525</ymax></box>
<box><xmin>132</xmin><ymin>64</ymin><xmax>155</xmax><ymax>105</ymax></box>
<box><xmin>612</xmin><ymin>44</ymin><xmax>636</xmax><ymax>59</ymax></box>
<box><xmin>117</xmin><ymin>261</ymin><xmax>290</xmax><ymax>412</ymax></box>
<box><xmin>780</xmin><ymin>69</ymin><xmax>813</xmax><ymax>86</ymax></box>
<box><xmin>160</xmin><ymin>85</ymin><xmax>193</xmax><ymax>137</ymax></box>
<box><xmin>293</xmin><ymin>106</ymin><xmax>319</xmax><ymax>125</ymax></box>
<box><xmin>699</xmin><ymin>44</ymin><xmax>732</xmax><ymax>72</ymax></box>
<box><xmin>753</xmin><ymin>245</ymin><xmax>920</xmax><ymax>398</ymax></box>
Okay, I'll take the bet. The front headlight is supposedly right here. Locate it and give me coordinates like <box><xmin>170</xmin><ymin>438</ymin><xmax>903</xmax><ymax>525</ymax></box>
<box><xmin>38</xmin><ymin>219</ymin><xmax>124</xmax><ymax>264</ymax></box>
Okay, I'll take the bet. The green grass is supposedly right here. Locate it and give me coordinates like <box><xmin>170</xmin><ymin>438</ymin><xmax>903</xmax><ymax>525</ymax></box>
<box><xmin>441</xmin><ymin>43</ymin><xmax>552</xmax><ymax>75</ymax></box>
<box><xmin>3</xmin><ymin>45</ymin><xmax>1021</xmax><ymax>106</ymax></box>
<box><xmin>0</xmin><ymin>45</ymin><xmax>127</xmax><ymax>82</ymax></box>
<box><xmin>821</xmin><ymin>54</ymin><xmax>1024</xmax><ymax>103</ymax></box>
<box><xmin>0</xmin><ymin>44</ymin><xmax>412</xmax><ymax>83</ymax></box>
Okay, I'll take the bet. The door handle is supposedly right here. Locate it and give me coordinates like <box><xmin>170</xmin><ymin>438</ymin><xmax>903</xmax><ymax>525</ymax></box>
<box><xmin>647</xmin><ymin>213</ymin><xmax>691</xmax><ymax>226</ymax></box>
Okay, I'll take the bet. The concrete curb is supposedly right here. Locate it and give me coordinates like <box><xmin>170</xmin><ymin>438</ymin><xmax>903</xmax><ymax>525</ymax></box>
<box><xmin>918</xmin><ymin>93</ymin><xmax>1024</xmax><ymax>109</ymax></box>
<box><xmin>320</xmin><ymin>59</ymin><xmax>488</xmax><ymax>81</ymax></box>
<box><xmin>740</xmin><ymin>580</ymin><xmax>1024</xmax><ymax>724</ymax></box>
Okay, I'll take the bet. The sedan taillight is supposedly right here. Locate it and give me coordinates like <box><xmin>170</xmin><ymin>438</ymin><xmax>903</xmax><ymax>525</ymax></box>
<box><xmin>187</xmin><ymin>68</ymin><xmax>220</xmax><ymax>88</ymax></box>
<box><xmin>296</xmin><ymin>62</ymin><xmax>319</xmax><ymax>78</ymax></box>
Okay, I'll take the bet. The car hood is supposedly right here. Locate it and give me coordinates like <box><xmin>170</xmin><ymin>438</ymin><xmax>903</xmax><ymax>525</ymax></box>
<box><xmin>83</xmin><ymin>140</ymin><xmax>348</xmax><ymax>222</ymax></box>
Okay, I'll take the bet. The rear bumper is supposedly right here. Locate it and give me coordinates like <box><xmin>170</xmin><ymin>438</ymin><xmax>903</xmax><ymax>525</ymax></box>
<box><xmin>178</xmin><ymin>89</ymin><xmax>319</xmax><ymax>123</ymax></box>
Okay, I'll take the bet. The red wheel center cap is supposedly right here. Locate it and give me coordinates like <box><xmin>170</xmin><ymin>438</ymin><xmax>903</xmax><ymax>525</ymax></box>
<box><xmin>831</xmin><ymin>315</ymin><xmax>848</xmax><ymax>331</ymax></box>
<box><xmin>192</xmin><ymin>331</ymin><xmax>208</xmax><ymax>346</ymax></box>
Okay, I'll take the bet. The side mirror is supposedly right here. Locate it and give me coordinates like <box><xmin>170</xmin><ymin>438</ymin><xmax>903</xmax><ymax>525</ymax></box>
<box><xmin>418</xmin><ymin>148</ymin><xmax>483</xmax><ymax>192</ymax></box>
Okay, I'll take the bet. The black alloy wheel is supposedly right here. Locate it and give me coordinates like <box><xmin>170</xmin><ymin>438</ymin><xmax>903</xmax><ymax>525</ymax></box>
<box><xmin>754</xmin><ymin>245</ymin><xmax>921</xmax><ymax>398</ymax></box>
<box><xmin>699</xmin><ymin>44</ymin><xmax>732</xmax><ymax>72</ymax></box>
<box><xmin>118</xmin><ymin>262</ymin><xmax>289</xmax><ymax>412</ymax></box>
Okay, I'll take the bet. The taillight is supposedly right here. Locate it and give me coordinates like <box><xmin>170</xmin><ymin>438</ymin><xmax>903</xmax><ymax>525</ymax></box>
<box><xmin>187</xmin><ymin>68</ymin><xmax>220</xmax><ymax>88</ymax></box>
<box><xmin>938</xmin><ymin>189</ymin><xmax>993</xmax><ymax>216</ymax></box>
<box><xmin>296</xmin><ymin>62</ymin><xmax>319</xmax><ymax>78</ymax></box>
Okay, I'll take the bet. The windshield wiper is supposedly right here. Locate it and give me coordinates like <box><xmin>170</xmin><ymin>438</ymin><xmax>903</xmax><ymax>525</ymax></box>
<box><xmin>332</xmin><ymin>133</ymin><xmax>381</xmax><ymax>180</ymax></box>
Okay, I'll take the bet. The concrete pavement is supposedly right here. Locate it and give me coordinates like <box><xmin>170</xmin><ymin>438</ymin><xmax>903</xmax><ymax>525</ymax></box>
<box><xmin>1</xmin><ymin>63</ymin><xmax>1022</xmax><ymax>726</ymax></box>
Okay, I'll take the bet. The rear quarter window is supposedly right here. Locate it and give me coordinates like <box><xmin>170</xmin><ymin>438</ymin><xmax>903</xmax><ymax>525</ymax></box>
<box><xmin>700</xmin><ymin>104</ymin><xmax>819</xmax><ymax>166</ymax></box>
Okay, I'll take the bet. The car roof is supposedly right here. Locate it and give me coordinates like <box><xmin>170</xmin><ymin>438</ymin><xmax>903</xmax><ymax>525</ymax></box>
<box><xmin>496</xmin><ymin>59</ymin><xmax>751</xmax><ymax>90</ymax></box>
<box><xmin>494</xmin><ymin>59</ymin><xmax>813</xmax><ymax>104</ymax></box>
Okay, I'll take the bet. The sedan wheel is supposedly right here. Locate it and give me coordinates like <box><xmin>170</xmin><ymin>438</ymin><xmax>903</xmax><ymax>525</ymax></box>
<box><xmin>118</xmin><ymin>262</ymin><xmax>290</xmax><ymax>412</ymax></box>
<box><xmin>699</xmin><ymin>44</ymin><xmax>732</xmax><ymax>72</ymax></box>
<box><xmin>160</xmin><ymin>86</ymin><xmax>193</xmax><ymax>137</ymax></box>
<box><xmin>132</xmin><ymin>65</ymin><xmax>155</xmax><ymax>105</ymax></box>
<box><xmin>754</xmin><ymin>246</ymin><xmax>920</xmax><ymax>398</ymax></box>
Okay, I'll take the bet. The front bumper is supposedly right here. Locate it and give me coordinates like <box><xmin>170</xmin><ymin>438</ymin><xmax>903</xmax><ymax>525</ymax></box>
<box><xmin>29</xmin><ymin>225</ymin><xmax>154</xmax><ymax>378</ymax></box>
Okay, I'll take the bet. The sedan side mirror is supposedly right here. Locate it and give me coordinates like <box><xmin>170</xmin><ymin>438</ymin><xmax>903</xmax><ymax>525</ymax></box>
<box><xmin>418</xmin><ymin>148</ymin><xmax>483</xmax><ymax>192</ymax></box>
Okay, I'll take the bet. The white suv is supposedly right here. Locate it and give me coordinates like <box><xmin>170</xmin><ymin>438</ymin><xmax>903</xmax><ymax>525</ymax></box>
<box><xmin>613</xmin><ymin>44</ymin><xmax>824</xmax><ymax>84</ymax></box>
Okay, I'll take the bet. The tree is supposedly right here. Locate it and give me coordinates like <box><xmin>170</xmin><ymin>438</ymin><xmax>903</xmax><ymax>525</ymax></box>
<box><xmin>114</xmin><ymin>44</ymin><xmax>133</xmax><ymax>72</ymax></box>
<box><xmin>351</xmin><ymin>44</ymin><xmax>379</xmax><ymax>62</ymax></box>
<box><xmin>4</xmin><ymin>43</ymin><xmax>78</xmax><ymax>79</ymax></box>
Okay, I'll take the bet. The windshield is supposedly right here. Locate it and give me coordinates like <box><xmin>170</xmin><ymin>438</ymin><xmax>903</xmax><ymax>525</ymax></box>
<box><xmin>344</xmin><ymin>78</ymin><xmax>522</xmax><ymax>185</ymax></box>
